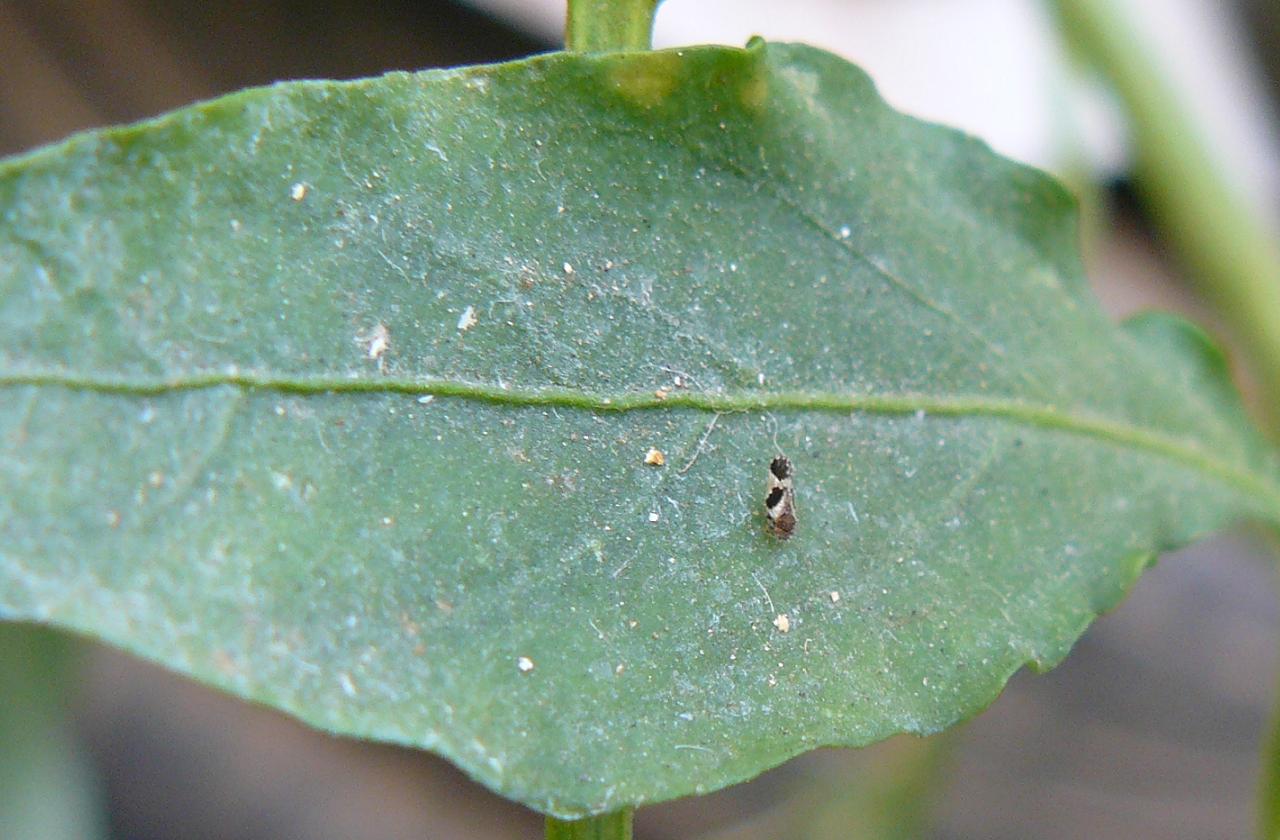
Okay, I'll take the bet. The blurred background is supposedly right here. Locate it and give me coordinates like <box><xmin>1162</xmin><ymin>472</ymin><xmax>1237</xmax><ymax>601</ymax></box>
<box><xmin>1</xmin><ymin>1</ymin><xmax>1279</xmax><ymax>837</ymax></box>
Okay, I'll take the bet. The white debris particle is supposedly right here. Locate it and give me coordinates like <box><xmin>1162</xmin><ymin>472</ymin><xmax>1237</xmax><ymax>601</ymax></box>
<box><xmin>647</xmin><ymin>511</ymin><xmax>660</xmax><ymax>523</ymax></box>
<box><xmin>359</xmin><ymin>323</ymin><xmax>390</xmax><ymax>360</ymax></box>
<box><xmin>274</xmin><ymin>404</ymin><xmax>285</xmax><ymax>416</ymax></box>
<box><xmin>563</xmin><ymin>262</ymin><xmax>574</xmax><ymax>275</ymax></box>
<box><xmin>830</xmin><ymin>591</ymin><xmax>841</xmax><ymax>603</ymax></box>
<box><xmin>147</xmin><ymin>471</ymin><xmax>165</xmax><ymax>488</ymax></box>
<box><xmin>517</xmin><ymin>656</ymin><xmax>535</xmax><ymax>673</ymax></box>
<box><xmin>290</xmin><ymin>182</ymin><xmax>308</xmax><ymax>201</ymax></box>
<box><xmin>382</xmin><ymin>516</ymin><xmax>394</xmax><ymax>526</ymax></box>
<box><xmin>839</xmin><ymin>225</ymin><xmax>851</xmax><ymax>239</ymax></box>
<box><xmin>644</xmin><ymin>447</ymin><xmax>665</xmax><ymax>466</ymax></box>
<box><xmin>757</xmin><ymin>372</ymin><xmax>765</xmax><ymax>385</ymax></box>
<box><xmin>457</xmin><ymin>305</ymin><xmax>478</xmax><ymax>332</ymax></box>
<box><xmin>417</xmin><ymin>395</ymin><xmax>435</xmax><ymax>405</ymax></box>
<box><xmin>138</xmin><ymin>405</ymin><xmax>155</xmax><ymax>424</ymax></box>
<box><xmin>615</xmin><ymin>664</ymin><xmax>625</xmax><ymax>675</ymax></box>
<box><xmin>772</xmin><ymin>614</ymin><xmax>790</xmax><ymax>633</ymax></box>
<box><xmin>339</xmin><ymin>672</ymin><xmax>356</xmax><ymax>696</ymax></box>
<box><xmin>271</xmin><ymin>471</ymin><xmax>293</xmax><ymax>491</ymax></box>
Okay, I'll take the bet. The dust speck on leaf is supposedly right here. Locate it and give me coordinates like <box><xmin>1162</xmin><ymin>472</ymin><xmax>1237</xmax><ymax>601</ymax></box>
<box><xmin>517</xmin><ymin>656</ymin><xmax>535</xmax><ymax>673</ymax></box>
<box><xmin>213</xmin><ymin>650</ymin><xmax>239</xmax><ymax>677</ymax></box>
<box><xmin>399</xmin><ymin>612</ymin><xmax>420</xmax><ymax>637</ymax></box>
<box><xmin>357</xmin><ymin>323</ymin><xmax>390</xmax><ymax>361</ymax></box>
<box><xmin>829</xmin><ymin>591</ymin><xmax>841</xmax><ymax>603</ymax></box>
<box><xmin>457</xmin><ymin>305</ymin><xmax>478</xmax><ymax>332</ymax></box>
<box><xmin>647</xmin><ymin>511</ymin><xmax>660</xmax><ymax>523</ymax></box>
<box><xmin>644</xmin><ymin>447</ymin><xmax>665</xmax><ymax>466</ymax></box>
<box><xmin>339</xmin><ymin>672</ymin><xmax>356</xmax><ymax>696</ymax></box>
<box><xmin>290</xmin><ymin>182</ymin><xmax>308</xmax><ymax>201</ymax></box>
<box><xmin>773</xmin><ymin>614</ymin><xmax>790</xmax><ymax>633</ymax></box>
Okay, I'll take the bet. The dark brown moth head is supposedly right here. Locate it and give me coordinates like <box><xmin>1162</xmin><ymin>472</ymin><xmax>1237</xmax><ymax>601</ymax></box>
<box><xmin>769</xmin><ymin>456</ymin><xmax>792</xmax><ymax>480</ymax></box>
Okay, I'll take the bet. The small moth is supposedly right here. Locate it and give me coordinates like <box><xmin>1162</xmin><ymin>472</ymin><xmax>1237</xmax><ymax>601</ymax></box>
<box><xmin>764</xmin><ymin>456</ymin><xmax>796</xmax><ymax>539</ymax></box>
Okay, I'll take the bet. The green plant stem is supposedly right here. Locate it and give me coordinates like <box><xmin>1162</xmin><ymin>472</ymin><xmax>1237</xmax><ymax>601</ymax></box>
<box><xmin>1264</xmin><ymin>620</ymin><xmax>1280</xmax><ymax>839</ymax></box>
<box><xmin>1047</xmin><ymin>0</ymin><xmax>1280</xmax><ymax>433</ymax></box>
<box><xmin>0</xmin><ymin>625</ymin><xmax>105</xmax><ymax>840</ymax></box>
<box><xmin>545</xmin><ymin>810</ymin><xmax>633</xmax><ymax>840</ymax></box>
<box><xmin>550</xmin><ymin>17</ymin><xmax>650</xmax><ymax>824</ymax></box>
<box><xmin>698</xmin><ymin>733</ymin><xmax>956</xmax><ymax>840</ymax></box>
<box><xmin>565</xmin><ymin>0</ymin><xmax>659</xmax><ymax>52</ymax></box>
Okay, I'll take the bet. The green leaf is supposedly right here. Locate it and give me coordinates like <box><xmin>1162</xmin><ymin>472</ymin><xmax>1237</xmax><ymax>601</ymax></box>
<box><xmin>1</xmin><ymin>42</ymin><xmax>1278</xmax><ymax>817</ymax></box>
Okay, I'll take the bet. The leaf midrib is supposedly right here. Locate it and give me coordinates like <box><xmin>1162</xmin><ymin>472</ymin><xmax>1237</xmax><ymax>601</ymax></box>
<box><xmin>5</xmin><ymin>367</ymin><xmax>1278</xmax><ymax>511</ymax></box>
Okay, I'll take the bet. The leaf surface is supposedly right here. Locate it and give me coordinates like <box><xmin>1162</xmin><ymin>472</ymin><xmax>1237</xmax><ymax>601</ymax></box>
<box><xmin>2</xmin><ymin>42</ymin><xmax>1278</xmax><ymax>816</ymax></box>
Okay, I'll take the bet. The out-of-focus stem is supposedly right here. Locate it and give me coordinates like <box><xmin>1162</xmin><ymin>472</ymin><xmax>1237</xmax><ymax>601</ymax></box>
<box><xmin>565</xmin><ymin>0</ymin><xmax>660</xmax><ymax>53</ymax></box>
<box><xmin>1048</xmin><ymin>0</ymin><xmax>1280</xmax><ymax>434</ymax></box>
<box><xmin>545</xmin><ymin>809</ymin><xmax>633</xmax><ymax>840</ymax></box>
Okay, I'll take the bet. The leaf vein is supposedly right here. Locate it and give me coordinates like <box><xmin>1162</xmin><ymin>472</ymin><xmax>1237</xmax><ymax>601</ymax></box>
<box><xmin>2</xmin><ymin>369</ymin><xmax>1277</xmax><ymax>511</ymax></box>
